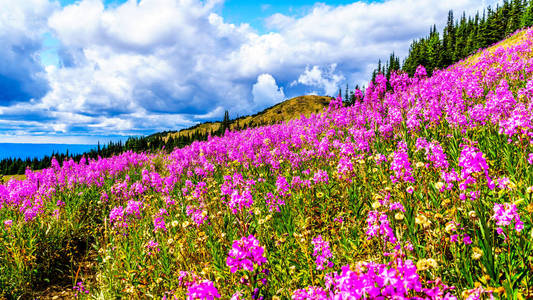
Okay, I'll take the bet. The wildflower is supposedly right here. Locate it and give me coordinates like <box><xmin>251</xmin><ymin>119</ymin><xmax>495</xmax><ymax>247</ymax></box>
<box><xmin>3</xmin><ymin>219</ymin><xmax>12</xmax><ymax>228</ymax></box>
<box><xmin>73</xmin><ymin>281</ymin><xmax>89</xmax><ymax>297</ymax></box>
<box><xmin>125</xmin><ymin>200</ymin><xmax>143</xmax><ymax>218</ymax></box>
<box><xmin>109</xmin><ymin>206</ymin><xmax>128</xmax><ymax>229</ymax></box>
<box><xmin>406</xmin><ymin>186</ymin><xmax>414</xmax><ymax>194</ymax></box>
<box><xmin>311</xmin><ymin>235</ymin><xmax>334</xmax><ymax>270</ymax></box>
<box><xmin>415</xmin><ymin>214</ymin><xmax>431</xmax><ymax>228</ymax></box>
<box><xmin>146</xmin><ymin>240</ymin><xmax>160</xmax><ymax>255</ymax></box>
<box><xmin>417</xmin><ymin>258</ymin><xmax>438</xmax><ymax>271</ymax></box>
<box><xmin>390</xmin><ymin>142</ymin><xmax>415</xmax><ymax>184</ymax></box>
<box><xmin>153</xmin><ymin>216</ymin><xmax>167</xmax><ymax>232</ymax></box>
<box><xmin>312</xmin><ymin>170</ymin><xmax>329</xmax><ymax>184</ymax></box>
<box><xmin>186</xmin><ymin>205</ymin><xmax>209</xmax><ymax>227</ymax></box>
<box><xmin>226</xmin><ymin>235</ymin><xmax>267</xmax><ymax>273</ymax></box>
<box><xmin>471</xmin><ymin>247</ymin><xmax>483</xmax><ymax>260</ymax></box>
<box><xmin>493</xmin><ymin>202</ymin><xmax>523</xmax><ymax>235</ymax></box>
<box><xmin>292</xmin><ymin>286</ymin><xmax>328</xmax><ymax>299</ymax></box>
<box><xmin>187</xmin><ymin>280</ymin><xmax>221</xmax><ymax>300</ymax></box>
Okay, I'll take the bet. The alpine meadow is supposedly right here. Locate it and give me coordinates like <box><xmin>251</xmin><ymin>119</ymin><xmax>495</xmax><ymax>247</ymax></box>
<box><xmin>1</xmin><ymin>0</ymin><xmax>533</xmax><ymax>300</ymax></box>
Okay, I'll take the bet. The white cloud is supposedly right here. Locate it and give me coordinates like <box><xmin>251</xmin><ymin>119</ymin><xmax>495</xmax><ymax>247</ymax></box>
<box><xmin>295</xmin><ymin>64</ymin><xmax>345</xmax><ymax>97</ymax></box>
<box><xmin>252</xmin><ymin>73</ymin><xmax>286</xmax><ymax>110</ymax></box>
<box><xmin>0</xmin><ymin>0</ymin><xmax>58</xmax><ymax>104</ymax></box>
<box><xmin>0</xmin><ymin>0</ymin><xmax>503</xmax><ymax>142</ymax></box>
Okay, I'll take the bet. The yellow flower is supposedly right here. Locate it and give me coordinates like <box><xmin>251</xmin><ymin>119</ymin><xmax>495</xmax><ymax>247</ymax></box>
<box><xmin>415</xmin><ymin>214</ymin><xmax>431</xmax><ymax>228</ymax></box>
<box><xmin>372</xmin><ymin>201</ymin><xmax>381</xmax><ymax>210</ymax></box>
<box><xmin>471</xmin><ymin>247</ymin><xmax>483</xmax><ymax>260</ymax></box>
<box><xmin>395</xmin><ymin>212</ymin><xmax>404</xmax><ymax>221</ymax></box>
<box><xmin>445</xmin><ymin>221</ymin><xmax>456</xmax><ymax>233</ymax></box>
<box><xmin>416</xmin><ymin>258</ymin><xmax>438</xmax><ymax>271</ymax></box>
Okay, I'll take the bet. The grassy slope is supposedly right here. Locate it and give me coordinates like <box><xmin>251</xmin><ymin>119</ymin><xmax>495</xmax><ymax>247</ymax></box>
<box><xmin>160</xmin><ymin>95</ymin><xmax>331</xmax><ymax>141</ymax></box>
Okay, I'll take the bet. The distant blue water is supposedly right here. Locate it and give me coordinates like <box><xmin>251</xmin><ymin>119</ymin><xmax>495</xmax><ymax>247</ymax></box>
<box><xmin>0</xmin><ymin>143</ymin><xmax>97</xmax><ymax>160</ymax></box>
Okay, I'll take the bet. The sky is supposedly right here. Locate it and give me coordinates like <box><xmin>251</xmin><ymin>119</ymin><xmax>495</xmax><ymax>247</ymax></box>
<box><xmin>0</xmin><ymin>0</ymin><xmax>500</xmax><ymax>144</ymax></box>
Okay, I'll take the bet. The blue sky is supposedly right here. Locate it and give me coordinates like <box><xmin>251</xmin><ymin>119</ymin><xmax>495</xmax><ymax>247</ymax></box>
<box><xmin>0</xmin><ymin>0</ymin><xmax>499</xmax><ymax>144</ymax></box>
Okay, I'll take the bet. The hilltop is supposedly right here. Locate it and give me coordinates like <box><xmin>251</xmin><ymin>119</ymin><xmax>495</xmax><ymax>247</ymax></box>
<box><xmin>152</xmin><ymin>95</ymin><xmax>331</xmax><ymax>141</ymax></box>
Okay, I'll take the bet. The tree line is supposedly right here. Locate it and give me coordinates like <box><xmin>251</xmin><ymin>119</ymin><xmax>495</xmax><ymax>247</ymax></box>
<box><xmin>372</xmin><ymin>0</ymin><xmax>533</xmax><ymax>80</ymax></box>
<box><xmin>0</xmin><ymin>110</ymin><xmax>241</xmax><ymax>176</ymax></box>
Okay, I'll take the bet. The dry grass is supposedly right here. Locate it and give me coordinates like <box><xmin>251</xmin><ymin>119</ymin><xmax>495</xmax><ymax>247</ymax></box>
<box><xmin>164</xmin><ymin>95</ymin><xmax>331</xmax><ymax>141</ymax></box>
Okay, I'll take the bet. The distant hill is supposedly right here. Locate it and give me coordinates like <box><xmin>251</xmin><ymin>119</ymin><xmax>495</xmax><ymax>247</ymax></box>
<box><xmin>152</xmin><ymin>95</ymin><xmax>331</xmax><ymax>141</ymax></box>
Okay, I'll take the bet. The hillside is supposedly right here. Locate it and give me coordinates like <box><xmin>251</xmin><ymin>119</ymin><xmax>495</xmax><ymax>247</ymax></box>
<box><xmin>158</xmin><ymin>95</ymin><xmax>331</xmax><ymax>141</ymax></box>
<box><xmin>2</xmin><ymin>28</ymin><xmax>533</xmax><ymax>299</ymax></box>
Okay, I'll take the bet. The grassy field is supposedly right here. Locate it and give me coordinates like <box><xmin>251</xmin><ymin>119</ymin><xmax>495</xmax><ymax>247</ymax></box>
<box><xmin>1</xmin><ymin>28</ymin><xmax>533</xmax><ymax>299</ymax></box>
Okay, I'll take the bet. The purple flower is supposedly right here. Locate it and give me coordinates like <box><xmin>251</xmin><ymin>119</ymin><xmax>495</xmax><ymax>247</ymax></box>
<box><xmin>187</xmin><ymin>280</ymin><xmax>221</xmax><ymax>300</ymax></box>
<box><xmin>153</xmin><ymin>216</ymin><xmax>167</xmax><ymax>232</ymax></box>
<box><xmin>493</xmin><ymin>202</ymin><xmax>523</xmax><ymax>235</ymax></box>
<box><xmin>186</xmin><ymin>205</ymin><xmax>208</xmax><ymax>227</ymax></box>
<box><xmin>312</xmin><ymin>170</ymin><xmax>329</xmax><ymax>185</ymax></box>
<box><xmin>311</xmin><ymin>235</ymin><xmax>334</xmax><ymax>270</ymax></box>
<box><xmin>125</xmin><ymin>200</ymin><xmax>143</xmax><ymax>218</ymax></box>
<box><xmin>226</xmin><ymin>235</ymin><xmax>267</xmax><ymax>273</ymax></box>
<box><xmin>146</xmin><ymin>240</ymin><xmax>160</xmax><ymax>255</ymax></box>
<box><xmin>390</xmin><ymin>142</ymin><xmax>415</xmax><ymax>184</ymax></box>
<box><xmin>3</xmin><ymin>219</ymin><xmax>12</xmax><ymax>228</ymax></box>
<box><xmin>292</xmin><ymin>286</ymin><xmax>328</xmax><ymax>300</ymax></box>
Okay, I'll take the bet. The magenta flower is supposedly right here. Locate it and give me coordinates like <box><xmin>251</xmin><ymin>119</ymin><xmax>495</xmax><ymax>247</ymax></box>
<box><xmin>292</xmin><ymin>286</ymin><xmax>328</xmax><ymax>300</ymax></box>
<box><xmin>390</xmin><ymin>142</ymin><xmax>415</xmax><ymax>184</ymax></box>
<box><xmin>153</xmin><ymin>216</ymin><xmax>167</xmax><ymax>232</ymax></box>
<box><xmin>493</xmin><ymin>202</ymin><xmax>524</xmax><ymax>235</ymax></box>
<box><xmin>125</xmin><ymin>200</ymin><xmax>143</xmax><ymax>218</ymax></box>
<box><xmin>226</xmin><ymin>235</ymin><xmax>267</xmax><ymax>273</ymax></box>
<box><xmin>3</xmin><ymin>219</ymin><xmax>12</xmax><ymax>228</ymax></box>
<box><xmin>146</xmin><ymin>240</ymin><xmax>160</xmax><ymax>256</ymax></box>
<box><xmin>186</xmin><ymin>205</ymin><xmax>208</xmax><ymax>227</ymax></box>
<box><xmin>311</xmin><ymin>235</ymin><xmax>334</xmax><ymax>270</ymax></box>
<box><xmin>312</xmin><ymin>170</ymin><xmax>329</xmax><ymax>185</ymax></box>
<box><xmin>187</xmin><ymin>280</ymin><xmax>221</xmax><ymax>300</ymax></box>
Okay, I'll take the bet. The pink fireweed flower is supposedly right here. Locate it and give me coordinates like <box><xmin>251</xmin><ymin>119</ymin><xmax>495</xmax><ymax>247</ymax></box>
<box><xmin>186</xmin><ymin>205</ymin><xmax>208</xmax><ymax>226</ymax></box>
<box><xmin>146</xmin><ymin>240</ymin><xmax>160</xmax><ymax>255</ymax></box>
<box><xmin>292</xmin><ymin>286</ymin><xmax>328</xmax><ymax>300</ymax></box>
<box><xmin>153</xmin><ymin>216</ymin><xmax>167</xmax><ymax>232</ymax></box>
<box><xmin>463</xmin><ymin>235</ymin><xmax>472</xmax><ymax>245</ymax></box>
<box><xmin>458</xmin><ymin>145</ymin><xmax>494</xmax><ymax>190</ymax></box>
<box><xmin>125</xmin><ymin>200</ymin><xmax>143</xmax><ymax>218</ymax></box>
<box><xmin>390</xmin><ymin>142</ymin><xmax>415</xmax><ymax>184</ymax></box>
<box><xmin>187</xmin><ymin>280</ymin><xmax>221</xmax><ymax>300</ymax></box>
<box><xmin>311</xmin><ymin>235</ymin><xmax>334</xmax><ymax>270</ymax></box>
<box><xmin>312</xmin><ymin>169</ymin><xmax>329</xmax><ymax>185</ymax></box>
<box><xmin>3</xmin><ymin>219</ymin><xmax>13</xmax><ymax>228</ymax></box>
<box><xmin>226</xmin><ymin>235</ymin><xmax>267</xmax><ymax>273</ymax></box>
<box><xmin>528</xmin><ymin>153</ymin><xmax>533</xmax><ymax>165</ymax></box>
<box><xmin>464</xmin><ymin>286</ymin><xmax>494</xmax><ymax>300</ymax></box>
<box><xmin>276</xmin><ymin>175</ymin><xmax>291</xmax><ymax>197</ymax></box>
<box><xmin>73</xmin><ymin>281</ymin><xmax>89</xmax><ymax>297</ymax></box>
<box><xmin>230</xmin><ymin>291</ymin><xmax>244</xmax><ymax>300</ymax></box>
<box><xmin>493</xmin><ymin>203</ymin><xmax>524</xmax><ymax>235</ymax></box>
<box><xmin>321</xmin><ymin>258</ymin><xmax>457</xmax><ymax>299</ymax></box>
<box><xmin>264</xmin><ymin>192</ymin><xmax>285</xmax><ymax>212</ymax></box>
<box><xmin>374</xmin><ymin>153</ymin><xmax>387</xmax><ymax>165</ymax></box>
<box><xmin>109</xmin><ymin>206</ymin><xmax>128</xmax><ymax>229</ymax></box>
<box><xmin>221</xmin><ymin>173</ymin><xmax>255</xmax><ymax>214</ymax></box>
<box><xmin>366</xmin><ymin>211</ymin><xmax>397</xmax><ymax>245</ymax></box>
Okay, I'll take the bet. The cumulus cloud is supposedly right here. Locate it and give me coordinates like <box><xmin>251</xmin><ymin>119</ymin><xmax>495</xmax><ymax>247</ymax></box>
<box><xmin>0</xmin><ymin>0</ymin><xmax>57</xmax><ymax>104</ymax></box>
<box><xmin>252</xmin><ymin>73</ymin><xmax>286</xmax><ymax>110</ymax></box>
<box><xmin>295</xmin><ymin>64</ymin><xmax>345</xmax><ymax>97</ymax></box>
<box><xmin>0</xmin><ymin>0</ymin><xmax>502</xmax><ymax>142</ymax></box>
